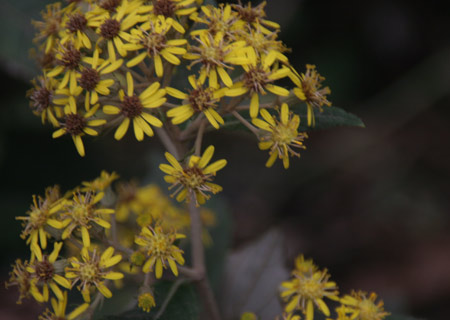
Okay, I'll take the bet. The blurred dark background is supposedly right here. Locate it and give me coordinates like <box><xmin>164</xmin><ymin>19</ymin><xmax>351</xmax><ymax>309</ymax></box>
<box><xmin>1</xmin><ymin>0</ymin><xmax>449</xmax><ymax>319</ymax></box>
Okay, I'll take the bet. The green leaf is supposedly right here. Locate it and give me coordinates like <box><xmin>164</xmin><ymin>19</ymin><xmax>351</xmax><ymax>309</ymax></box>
<box><xmin>220</xmin><ymin>103</ymin><xmax>364</xmax><ymax>133</ymax></box>
<box><xmin>100</xmin><ymin>281</ymin><xmax>199</xmax><ymax>320</ymax></box>
<box><xmin>290</xmin><ymin>103</ymin><xmax>365</xmax><ymax>131</ymax></box>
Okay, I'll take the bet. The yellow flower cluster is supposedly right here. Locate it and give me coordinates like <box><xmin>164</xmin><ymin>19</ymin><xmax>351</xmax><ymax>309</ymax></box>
<box><xmin>277</xmin><ymin>255</ymin><xmax>389</xmax><ymax>320</ymax></box>
<box><xmin>28</xmin><ymin>0</ymin><xmax>332</xmax><ymax>171</ymax></box>
<box><xmin>7</xmin><ymin>171</ymin><xmax>217</xmax><ymax>318</ymax></box>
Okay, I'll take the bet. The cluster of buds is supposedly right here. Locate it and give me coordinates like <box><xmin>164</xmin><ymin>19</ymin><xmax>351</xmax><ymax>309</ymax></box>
<box><xmin>7</xmin><ymin>171</ymin><xmax>216</xmax><ymax>317</ymax></box>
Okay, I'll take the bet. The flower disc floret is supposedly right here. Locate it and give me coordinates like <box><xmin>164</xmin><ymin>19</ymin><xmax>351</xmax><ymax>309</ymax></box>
<box><xmin>340</xmin><ymin>291</ymin><xmax>390</xmax><ymax>320</ymax></box>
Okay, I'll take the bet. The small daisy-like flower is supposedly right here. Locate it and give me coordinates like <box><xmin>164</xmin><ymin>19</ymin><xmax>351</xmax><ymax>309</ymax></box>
<box><xmin>159</xmin><ymin>145</ymin><xmax>227</xmax><ymax>205</ymax></box>
<box><xmin>138</xmin><ymin>292</ymin><xmax>156</xmax><ymax>312</ymax></box>
<box><xmin>52</xmin><ymin>104</ymin><xmax>106</xmax><ymax>157</ymax></box>
<box><xmin>135</xmin><ymin>225</ymin><xmax>185</xmax><ymax>279</ymax></box>
<box><xmin>46</xmin><ymin>41</ymin><xmax>83</xmax><ymax>95</ymax></box>
<box><xmin>339</xmin><ymin>291</ymin><xmax>390</xmax><ymax>320</ymax></box>
<box><xmin>226</xmin><ymin>56</ymin><xmax>291</xmax><ymax>118</ymax></box>
<box><xmin>59</xmin><ymin>191</ymin><xmax>115</xmax><ymax>248</ymax></box>
<box><xmin>241</xmin><ymin>312</ymin><xmax>258</xmax><ymax>320</ymax></box>
<box><xmin>280</xmin><ymin>268</ymin><xmax>339</xmax><ymax>320</ymax></box>
<box><xmin>125</xmin><ymin>15</ymin><xmax>187</xmax><ymax>77</ymax></box>
<box><xmin>292</xmin><ymin>64</ymin><xmax>331</xmax><ymax>126</ymax></box>
<box><xmin>233</xmin><ymin>1</ymin><xmax>280</xmax><ymax>34</ymax></box>
<box><xmin>77</xmin><ymin>47</ymin><xmax>123</xmax><ymax>107</ymax></box>
<box><xmin>39</xmin><ymin>291</ymin><xmax>90</xmax><ymax>320</ymax></box>
<box><xmin>27</xmin><ymin>76</ymin><xmax>64</xmax><ymax>127</ymax></box>
<box><xmin>32</xmin><ymin>3</ymin><xmax>65</xmax><ymax>54</ymax></box>
<box><xmin>16</xmin><ymin>186</ymin><xmax>65</xmax><ymax>250</ymax></box>
<box><xmin>103</xmin><ymin>72</ymin><xmax>165</xmax><ymax>141</ymax></box>
<box><xmin>60</xmin><ymin>8</ymin><xmax>98</xmax><ymax>50</ymax></box>
<box><xmin>150</xmin><ymin>0</ymin><xmax>198</xmax><ymax>33</ymax></box>
<box><xmin>27</xmin><ymin>242</ymin><xmax>72</xmax><ymax>302</ymax></box>
<box><xmin>184</xmin><ymin>33</ymin><xmax>253</xmax><ymax>88</ymax></box>
<box><xmin>91</xmin><ymin>2</ymin><xmax>145</xmax><ymax>62</ymax></box>
<box><xmin>6</xmin><ymin>259</ymin><xmax>33</xmax><ymax>304</ymax></box>
<box><xmin>65</xmin><ymin>247</ymin><xmax>123</xmax><ymax>301</ymax></box>
<box><xmin>166</xmin><ymin>75</ymin><xmax>226</xmax><ymax>129</ymax></box>
<box><xmin>252</xmin><ymin>103</ymin><xmax>308</xmax><ymax>169</ymax></box>
<box><xmin>190</xmin><ymin>4</ymin><xmax>243</xmax><ymax>40</ymax></box>
<box><xmin>81</xmin><ymin>170</ymin><xmax>120</xmax><ymax>192</ymax></box>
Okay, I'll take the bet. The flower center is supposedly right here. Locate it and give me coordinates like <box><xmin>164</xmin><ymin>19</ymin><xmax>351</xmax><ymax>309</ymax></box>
<box><xmin>142</xmin><ymin>33</ymin><xmax>167</xmax><ymax>55</ymax></box>
<box><xmin>79</xmin><ymin>67</ymin><xmax>100</xmax><ymax>91</ymax></box>
<box><xmin>273</xmin><ymin>123</ymin><xmax>297</xmax><ymax>145</ymax></box>
<box><xmin>359</xmin><ymin>300</ymin><xmax>380</xmax><ymax>320</ymax></box>
<box><xmin>152</xmin><ymin>234</ymin><xmax>169</xmax><ymax>255</ymax></box>
<box><xmin>153</xmin><ymin>0</ymin><xmax>176</xmax><ymax>17</ymax></box>
<box><xmin>66</xmin><ymin>12</ymin><xmax>87</xmax><ymax>33</ymax></box>
<box><xmin>35</xmin><ymin>258</ymin><xmax>55</xmax><ymax>282</ymax></box>
<box><xmin>58</xmin><ymin>43</ymin><xmax>81</xmax><ymax>69</ymax></box>
<box><xmin>188</xmin><ymin>87</ymin><xmax>215</xmax><ymax>112</ymax></box>
<box><xmin>100</xmin><ymin>18</ymin><xmax>121</xmax><ymax>40</ymax></box>
<box><xmin>31</xmin><ymin>87</ymin><xmax>52</xmax><ymax>111</ymax></box>
<box><xmin>99</xmin><ymin>0</ymin><xmax>122</xmax><ymax>12</ymax></box>
<box><xmin>244</xmin><ymin>66</ymin><xmax>269</xmax><ymax>93</ymax></box>
<box><xmin>182</xmin><ymin>167</ymin><xmax>206</xmax><ymax>188</ymax></box>
<box><xmin>64</xmin><ymin>114</ymin><xmax>87</xmax><ymax>135</ymax></box>
<box><xmin>121</xmin><ymin>95</ymin><xmax>143</xmax><ymax>118</ymax></box>
<box><xmin>79</xmin><ymin>262</ymin><xmax>99</xmax><ymax>282</ymax></box>
<box><xmin>298</xmin><ymin>277</ymin><xmax>323</xmax><ymax>299</ymax></box>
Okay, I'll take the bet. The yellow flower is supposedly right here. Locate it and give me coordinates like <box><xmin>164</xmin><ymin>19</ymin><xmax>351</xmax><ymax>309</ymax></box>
<box><xmin>159</xmin><ymin>145</ymin><xmax>227</xmax><ymax>205</ymax></box>
<box><xmin>65</xmin><ymin>247</ymin><xmax>123</xmax><ymax>301</ymax></box>
<box><xmin>166</xmin><ymin>75</ymin><xmax>226</xmax><ymax>129</ymax></box>
<box><xmin>280</xmin><ymin>268</ymin><xmax>339</xmax><ymax>320</ymax></box>
<box><xmin>293</xmin><ymin>254</ymin><xmax>318</xmax><ymax>276</ymax></box>
<box><xmin>59</xmin><ymin>191</ymin><xmax>115</xmax><ymax>248</ymax></box>
<box><xmin>184</xmin><ymin>32</ymin><xmax>253</xmax><ymax>88</ymax></box>
<box><xmin>16</xmin><ymin>186</ymin><xmax>65</xmax><ymax>250</ymax></box>
<box><xmin>135</xmin><ymin>225</ymin><xmax>185</xmax><ymax>279</ymax></box>
<box><xmin>232</xmin><ymin>1</ymin><xmax>280</xmax><ymax>35</ymax></box>
<box><xmin>226</xmin><ymin>55</ymin><xmax>292</xmax><ymax>118</ymax></box>
<box><xmin>252</xmin><ymin>103</ymin><xmax>308</xmax><ymax>169</ymax></box>
<box><xmin>60</xmin><ymin>8</ymin><xmax>100</xmax><ymax>50</ymax></box>
<box><xmin>27</xmin><ymin>76</ymin><xmax>64</xmax><ymax>127</ymax></box>
<box><xmin>276</xmin><ymin>313</ymin><xmax>302</xmax><ymax>320</ymax></box>
<box><xmin>52</xmin><ymin>103</ymin><xmax>106</xmax><ymax>157</ymax></box>
<box><xmin>81</xmin><ymin>170</ymin><xmax>120</xmax><ymax>192</ymax></box>
<box><xmin>46</xmin><ymin>41</ymin><xmax>83</xmax><ymax>95</ymax></box>
<box><xmin>6</xmin><ymin>259</ymin><xmax>33</xmax><ymax>304</ymax></box>
<box><xmin>39</xmin><ymin>291</ymin><xmax>90</xmax><ymax>320</ymax></box>
<box><xmin>190</xmin><ymin>4</ymin><xmax>244</xmax><ymax>39</ymax></box>
<box><xmin>339</xmin><ymin>291</ymin><xmax>390</xmax><ymax>320</ymax></box>
<box><xmin>77</xmin><ymin>47</ymin><xmax>123</xmax><ymax>107</ymax></box>
<box><xmin>32</xmin><ymin>3</ymin><xmax>65</xmax><ymax>54</ymax></box>
<box><xmin>91</xmin><ymin>2</ymin><xmax>145</xmax><ymax>62</ymax></box>
<box><xmin>26</xmin><ymin>242</ymin><xmax>72</xmax><ymax>303</ymax></box>
<box><xmin>150</xmin><ymin>0</ymin><xmax>198</xmax><ymax>33</ymax></box>
<box><xmin>103</xmin><ymin>72</ymin><xmax>165</xmax><ymax>141</ymax></box>
<box><xmin>291</xmin><ymin>64</ymin><xmax>331</xmax><ymax>126</ymax></box>
<box><xmin>125</xmin><ymin>15</ymin><xmax>187</xmax><ymax>77</ymax></box>
<box><xmin>138</xmin><ymin>292</ymin><xmax>156</xmax><ymax>312</ymax></box>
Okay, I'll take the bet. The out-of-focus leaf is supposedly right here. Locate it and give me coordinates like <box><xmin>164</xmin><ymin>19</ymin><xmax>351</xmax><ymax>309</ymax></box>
<box><xmin>219</xmin><ymin>227</ymin><xmax>290</xmax><ymax>320</ymax></box>
<box><xmin>101</xmin><ymin>280</ymin><xmax>199</xmax><ymax>320</ymax></box>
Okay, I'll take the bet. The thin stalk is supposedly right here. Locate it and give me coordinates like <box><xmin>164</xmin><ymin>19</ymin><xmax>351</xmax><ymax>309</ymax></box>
<box><xmin>154</xmin><ymin>279</ymin><xmax>187</xmax><ymax>320</ymax></box>
<box><xmin>155</xmin><ymin>127</ymin><xmax>180</xmax><ymax>159</ymax></box>
<box><xmin>231</xmin><ymin>110</ymin><xmax>260</xmax><ymax>136</ymax></box>
<box><xmin>194</xmin><ymin>120</ymin><xmax>206</xmax><ymax>156</ymax></box>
